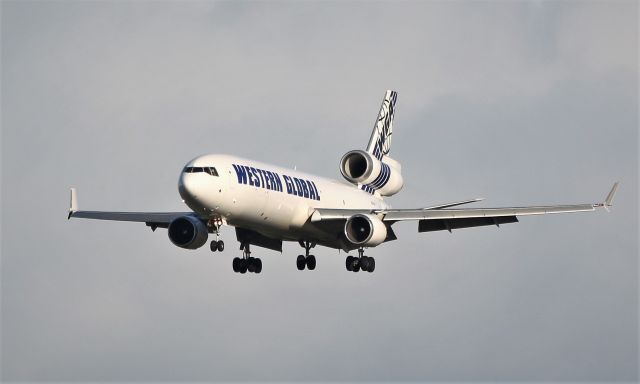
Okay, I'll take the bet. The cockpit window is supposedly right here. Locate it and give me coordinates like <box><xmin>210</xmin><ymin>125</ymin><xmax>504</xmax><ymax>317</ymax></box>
<box><xmin>183</xmin><ymin>166</ymin><xmax>219</xmax><ymax>176</ymax></box>
<box><xmin>205</xmin><ymin>167</ymin><xmax>219</xmax><ymax>176</ymax></box>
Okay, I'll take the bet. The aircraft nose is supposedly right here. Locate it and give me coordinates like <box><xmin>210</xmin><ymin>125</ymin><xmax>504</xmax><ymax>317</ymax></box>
<box><xmin>178</xmin><ymin>171</ymin><xmax>195</xmax><ymax>201</ymax></box>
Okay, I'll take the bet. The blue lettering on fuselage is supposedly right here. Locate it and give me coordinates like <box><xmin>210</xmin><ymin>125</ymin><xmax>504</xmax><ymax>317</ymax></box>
<box><xmin>232</xmin><ymin>164</ymin><xmax>247</xmax><ymax>184</ymax></box>
<box><xmin>232</xmin><ymin>163</ymin><xmax>320</xmax><ymax>201</ymax></box>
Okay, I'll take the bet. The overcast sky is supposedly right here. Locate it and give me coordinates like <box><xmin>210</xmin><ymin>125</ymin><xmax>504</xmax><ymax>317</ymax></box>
<box><xmin>1</xmin><ymin>1</ymin><xmax>638</xmax><ymax>381</ymax></box>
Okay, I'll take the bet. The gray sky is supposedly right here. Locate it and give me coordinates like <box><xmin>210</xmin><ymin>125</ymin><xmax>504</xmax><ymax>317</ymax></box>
<box><xmin>1</xmin><ymin>1</ymin><xmax>637</xmax><ymax>381</ymax></box>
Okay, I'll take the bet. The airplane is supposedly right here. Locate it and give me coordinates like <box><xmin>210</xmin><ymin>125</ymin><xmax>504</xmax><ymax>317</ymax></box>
<box><xmin>68</xmin><ymin>90</ymin><xmax>619</xmax><ymax>274</ymax></box>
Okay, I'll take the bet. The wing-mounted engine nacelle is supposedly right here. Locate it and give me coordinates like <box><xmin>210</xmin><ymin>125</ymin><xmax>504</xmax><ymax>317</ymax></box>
<box><xmin>344</xmin><ymin>214</ymin><xmax>388</xmax><ymax>247</ymax></box>
<box><xmin>339</xmin><ymin>150</ymin><xmax>403</xmax><ymax>196</ymax></box>
<box><xmin>168</xmin><ymin>215</ymin><xmax>208</xmax><ymax>249</ymax></box>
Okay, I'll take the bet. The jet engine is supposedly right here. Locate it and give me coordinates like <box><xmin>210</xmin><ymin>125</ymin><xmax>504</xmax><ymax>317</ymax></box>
<box><xmin>168</xmin><ymin>215</ymin><xmax>208</xmax><ymax>249</ymax></box>
<box><xmin>344</xmin><ymin>214</ymin><xmax>388</xmax><ymax>247</ymax></box>
<box><xmin>339</xmin><ymin>150</ymin><xmax>403</xmax><ymax>196</ymax></box>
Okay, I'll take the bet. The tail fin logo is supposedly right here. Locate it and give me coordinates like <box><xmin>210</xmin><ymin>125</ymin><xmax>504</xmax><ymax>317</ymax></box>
<box><xmin>367</xmin><ymin>90</ymin><xmax>397</xmax><ymax>160</ymax></box>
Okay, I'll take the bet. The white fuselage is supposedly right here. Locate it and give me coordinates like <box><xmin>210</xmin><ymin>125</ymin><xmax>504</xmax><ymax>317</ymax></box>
<box><xmin>178</xmin><ymin>154</ymin><xmax>388</xmax><ymax>247</ymax></box>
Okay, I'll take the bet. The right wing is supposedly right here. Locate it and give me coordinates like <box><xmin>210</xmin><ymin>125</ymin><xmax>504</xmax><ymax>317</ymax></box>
<box><xmin>67</xmin><ymin>188</ymin><xmax>196</xmax><ymax>230</ymax></box>
<box><xmin>383</xmin><ymin>203</ymin><xmax>597</xmax><ymax>232</ymax></box>
<box><xmin>311</xmin><ymin>183</ymin><xmax>619</xmax><ymax>233</ymax></box>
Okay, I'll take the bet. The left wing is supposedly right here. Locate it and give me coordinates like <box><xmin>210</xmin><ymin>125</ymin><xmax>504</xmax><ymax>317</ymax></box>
<box><xmin>311</xmin><ymin>183</ymin><xmax>619</xmax><ymax>233</ymax></box>
<box><xmin>67</xmin><ymin>188</ymin><xmax>196</xmax><ymax>230</ymax></box>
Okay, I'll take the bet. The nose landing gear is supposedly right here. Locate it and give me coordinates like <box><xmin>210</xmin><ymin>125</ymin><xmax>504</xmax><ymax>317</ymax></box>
<box><xmin>346</xmin><ymin>248</ymin><xmax>375</xmax><ymax>273</ymax></box>
<box><xmin>208</xmin><ymin>217</ymin><xmax>225</xmax><ymax>252</ymax></box>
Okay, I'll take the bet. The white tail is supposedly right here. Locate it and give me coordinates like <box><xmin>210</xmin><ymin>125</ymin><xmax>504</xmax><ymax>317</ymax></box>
<box><xmin>366</xmin><ymin>90</ymin><xmax>398</xmax><ymax>160</ymax></box>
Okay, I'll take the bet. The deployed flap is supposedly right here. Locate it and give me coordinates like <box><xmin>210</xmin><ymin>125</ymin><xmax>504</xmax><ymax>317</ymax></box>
<box><xmin>419</xmin><ymin>216</ymin><xmax>519</xmax><ymax>233</ymax></box>
<box><xmin>236</xmin><ymin>227</ymin><xmax>282</xmax><ymax>252</ymax></box>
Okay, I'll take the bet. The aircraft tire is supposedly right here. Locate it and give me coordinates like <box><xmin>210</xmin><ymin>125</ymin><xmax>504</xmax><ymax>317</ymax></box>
<box><xmin>232</xmin><ymin>257</ymin><xmax>241</xmax><ymax>272</ymax></box>
<box><xmin>296</xmin><ymin>255</ymin><xmax>306</xmax><ymax>270</ymax></box>
<box><xmin>210</xmin><ymin>240</ymin><xmax>218</xmax><ymax>252</ymax></box>
<box><xmin>346</xmin><ymin>256</ymin><xmax>354</xmax><ymax>271</ymax></box>
<box><xmin>306</xmin><ymin>255</ymin><xmax>316</xmax><ymax>270</ymax></box>
<box><xmin>217</xmin><ymin>241</ymin><xmax>225</xmax><ymax>252</ymax></box>
<box><xmin>247</xmin><ymin>258</ymin><xmax>256</xmax><ymax>273</ymax></box>
<box><xmin>351</xmin><ymin>258</ymin><xmax>360</xmax><ymax>272</ymax></box>
<box><xmin>255</xmin><ymin>258</ymin><xmax>262</xmax><ymax>274</ymax></box>
<box><xmin>360</xmin><ymin>257</ymin><xmax>370</xmax><ymax>271</ymax></box>
<box><xmin>239</xmin><ymin>259</ymin><xmax>248</xmax><ymax>274</ymax></box>
<box><xmin>368</xmin><ymin>257</ymin><xmax>375</xmax><ymax>273</ymax></box>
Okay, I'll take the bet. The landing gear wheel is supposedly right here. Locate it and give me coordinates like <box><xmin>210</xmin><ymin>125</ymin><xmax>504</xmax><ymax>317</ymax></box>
<box><xmin>255</xmin><ymin>258</ymin><xmax>262</xmax><ymax>274</ymax></box>
<box><xmin>306</xmin><ymin>255</ymin><xmax>316</xmax><ymax>270</ymax></box>
<box><xmin>216</xmin><ymin>241</ymin><xmax>225</xmax><ymax>252</ymax></box>
<box><xmin>247</xmin><ymin>257</ymin><xmax>256</xmax><ymax>273</ymax></box>
<box><xmin>360</xmin><ymin>256</ymin><xmax>370</xmax><ymax>271</ymax></box>
<box><xmin>239</xmin><ymin>259</ymin><xmax>248</xmax><ymax>274</ymax></box>
<box><xmin>297</xmin><ymin>241</ymin><xmax>316</xmax><ymax>271</ymax></box>
<box><xmin>351</xmin><ymin>258</ymin><xmax>360</xmax><ymax>272</ymax></box>
<box><xmin>367</xmin><ymin>257</ymin><xmax>375</xmax><ymax>273</ymax></box>
<box><xmin>296</xmin><ymin>255</ymin><xmax>306</xmax><ymax>270</ymax></box>
<box><xmin>346</xmin><ymin>256</ymin><xmax>354</xmax><ymax>271</ymax></box>
<box><xmin>232</xmin><ymin>257</ymin><xmax>241</xmax><ymax>272</ymax></box>
<box><xmin>210</xmin><ymin>240</ymin><xmax>219</xmax><ymax>252</ymax></box>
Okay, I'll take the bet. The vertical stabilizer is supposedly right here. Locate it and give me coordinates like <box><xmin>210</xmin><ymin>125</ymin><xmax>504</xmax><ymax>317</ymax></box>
<box><xmin>366</xmin><ymin>90</ymin><xmax>398</xmax><ymax>160</ymax></box>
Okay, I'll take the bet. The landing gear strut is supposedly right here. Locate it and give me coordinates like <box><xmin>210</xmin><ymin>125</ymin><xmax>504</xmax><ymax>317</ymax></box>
<box><xmin>233</xmin><ymin>242</ymin><xmax>262</xmax><ymax>274</ymax></box>
<box><xmin>209</xmin><ymin>218</ymin><xmax>225</xmax><ymax>252</ymax></box>
<box><xmin>346</xmin><ymin>248</ymin><xmax>375</xmax><ymax>273</ymax></box>
<box><xmin>297</xmin><ymin>241</ymin><xmax>316</xmax><ymax>271</ymax></box>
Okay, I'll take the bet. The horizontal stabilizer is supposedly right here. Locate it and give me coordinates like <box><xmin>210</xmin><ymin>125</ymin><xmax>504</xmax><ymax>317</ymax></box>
<box><xmin>423</xmin><ymin>198</ymin><xmax>484</xmax><ymax>210</ymax></box>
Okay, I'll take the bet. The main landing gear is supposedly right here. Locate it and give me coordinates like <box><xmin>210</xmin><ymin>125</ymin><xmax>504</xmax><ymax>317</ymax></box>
<box><xmin>233</xmin><ymin>242</ymin><xmax>262</xmax><ymax>274</ymax></box>
<box><xmin>296</xmin><ymin>241</ymin><xmax>316</xmax><ymax>271</ymax></box>
<box><xmin>346</xmin><ymin>248</ymin><xmax>375</xmax><ymax>273</ymax></box>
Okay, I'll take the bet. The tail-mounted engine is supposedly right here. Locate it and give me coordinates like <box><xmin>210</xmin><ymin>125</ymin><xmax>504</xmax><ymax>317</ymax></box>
<box><xmin>339</xmin><ymin>150</ymin><xmax>403</xmax><ymax>196</ymax></box>
<box><xmin>344</xmin><ymin>214</ymin><xmax>388</xmax><ymax>247</ymax></box>
<box><xmin>168</xmin><ymin>215</ymin><xmax>209</xmax><ymax>249</ymax></box>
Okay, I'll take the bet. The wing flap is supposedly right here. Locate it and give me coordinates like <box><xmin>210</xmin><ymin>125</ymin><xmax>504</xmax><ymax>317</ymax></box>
<box><xmin>419</xmin><ymin>216</ymin><xmax>518</xmax><ymax>233</ymax></box>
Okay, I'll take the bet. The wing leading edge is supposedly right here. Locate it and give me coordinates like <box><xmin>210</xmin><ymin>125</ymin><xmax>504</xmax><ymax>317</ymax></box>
<box><xmin>312</xmin><ymin>183</ymin><xmax>619</xmax><ymax>233</ymax></box>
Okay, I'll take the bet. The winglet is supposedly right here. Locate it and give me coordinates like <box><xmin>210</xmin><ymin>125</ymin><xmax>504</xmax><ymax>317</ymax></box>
<box><xmin>68</xmin><ymin>188</ymin><xmax>78</xmax><ymax>219</ymax></box>
<box><xmin>604</xmin><ymin>182</ymin><xmax>619</xmax><ymax>210</ymax></box>
<box><xmin>595</xmin><ymin>182</ymin><xmax>619</xmax><ymax>211</ymax></box>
